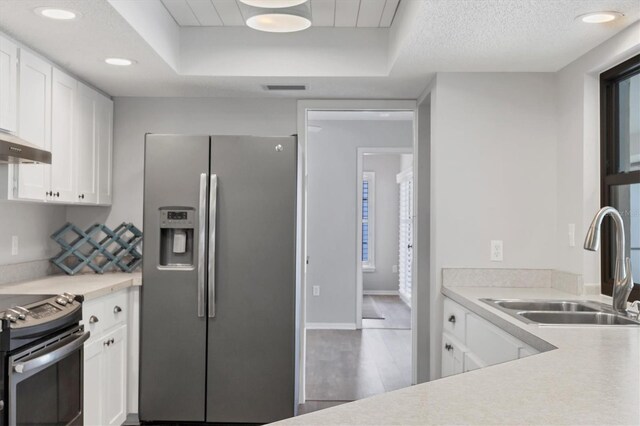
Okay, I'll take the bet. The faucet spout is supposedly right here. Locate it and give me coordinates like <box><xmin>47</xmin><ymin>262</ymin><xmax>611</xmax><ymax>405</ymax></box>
<box><xmin>584</xmin><ymin>206</ymin><xmax>634</xmax><ymax>313</ymax></box>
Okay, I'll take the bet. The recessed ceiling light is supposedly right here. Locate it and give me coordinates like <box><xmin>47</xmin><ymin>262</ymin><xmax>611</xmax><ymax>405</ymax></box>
<box><xmin>240</xmin><ymin>0</ymin><xmax>308</xmax><ymax>8</ymax></box>
<box><xmin>577</xmin><ymin>11</ymin><xmax>623</xmax><ymax>24</ymax></box>
<box><xmin>35</xmin><ymin>7</ymin><xmax>79</xmax><ymax>20</ymax></box>
<box><xmin>246</xmin><ymin>13</ymin><xmax>311</xmax><ymax>33</ymax></box>
<box><xmin>105</xmin><ymin>58</ymin><xmax>135</xmax><ymax>66</ymax></box>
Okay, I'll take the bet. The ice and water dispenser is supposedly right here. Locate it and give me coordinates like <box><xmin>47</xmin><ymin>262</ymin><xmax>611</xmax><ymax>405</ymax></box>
<box><xmin>159</xmin><ymin>207</ymin><xmax>196</xmax><ymax>268</ymax></box>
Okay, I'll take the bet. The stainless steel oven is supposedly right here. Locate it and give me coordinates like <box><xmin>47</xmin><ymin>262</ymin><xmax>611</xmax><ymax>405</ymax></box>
<box><xmin>0</xmin><ymin>293</ymin><xmax>85</xmax><ymax>426</ymax></box>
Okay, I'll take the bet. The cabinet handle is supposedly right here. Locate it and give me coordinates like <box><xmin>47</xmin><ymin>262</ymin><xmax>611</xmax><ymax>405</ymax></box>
<box><xmin>89</xmin><ymin>315</ymin><xmax>99</xmax><ymax>324</ymax></box>
<box><xmin>445</xmin><ymin>343</ymin><xmax>453</xmax><ymax>351</ymax></box>
<box><xmin>78</xmin><ymin>194</ymin><xmax>85</xmax><ymax>200</ymax></box>
<box><xmin>103</xmin><ymin>340</ymin><xmax>109</xmax><ymax>346</ymax></box>
<box><xmin>113</xmin><ymin>305</ymin><xmax>122</xmax><ymax>314</ymax></box>
<box><xmin>55</xmin><ymin>192</ymin><xmax>60</xmax><ymax>197</ymax></box>
<box><xmin>448</xmin><ymin>315</ymin><xmax>456</xmax><ymax>324</ymax></box>
<box><xmin>46</xmin><ymin>191</ymin><xmax>52</xmax><ymax>196</ymax></box>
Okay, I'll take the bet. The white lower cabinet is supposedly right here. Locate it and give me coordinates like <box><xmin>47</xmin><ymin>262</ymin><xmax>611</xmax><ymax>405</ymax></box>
<box><xmin>82</xmin><ymin>289</ymin><xmax>133</xmax><ymax>426</ymax></box>
<box><xmin>441</xmin><ymin>297</ymin><xmax>539</xmax><ymax>378</ymax></box>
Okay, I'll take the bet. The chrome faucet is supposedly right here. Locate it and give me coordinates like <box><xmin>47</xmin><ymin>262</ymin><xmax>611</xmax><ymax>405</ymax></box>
<box><xmin>584</xmin><ymin>206</ymin><xmax>635</xmax><ymax>313</ymax></box>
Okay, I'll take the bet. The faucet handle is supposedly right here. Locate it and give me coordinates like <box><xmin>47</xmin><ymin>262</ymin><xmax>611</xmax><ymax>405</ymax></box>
<box><xmin>625</xmin><ymin>257</ymin><xmax>634</xmax><ymax>285</ymax></box>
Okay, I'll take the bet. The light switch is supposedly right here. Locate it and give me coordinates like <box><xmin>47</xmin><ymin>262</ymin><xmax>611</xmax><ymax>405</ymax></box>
<box><xmin>490</xmin><ymin>240</ymin><xmax>503</xmax><ymax>262</ymax></box>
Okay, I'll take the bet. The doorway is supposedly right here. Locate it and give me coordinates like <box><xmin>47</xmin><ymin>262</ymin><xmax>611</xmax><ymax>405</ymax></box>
<box><xmin>297</xmin><ymin>104</ymin><xmax>416</xmax><ymax>414</ymax></box>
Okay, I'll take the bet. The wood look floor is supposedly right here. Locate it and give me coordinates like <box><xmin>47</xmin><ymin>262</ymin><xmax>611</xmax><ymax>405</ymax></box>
<box><xmin>302</xmin><ymin>296</ymin><xmax>411</xmax><ymax>414</ymax></box>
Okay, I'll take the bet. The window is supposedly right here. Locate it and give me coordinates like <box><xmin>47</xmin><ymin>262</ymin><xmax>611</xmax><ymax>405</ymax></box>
<box><xmin>362</xmin><ymin>172</ymin><xmax>375</xmax><ymax>271</ymax></box>
<box><xmin>600</xmin><ymin>54</ymin><xmax>640</xmax><ymax>301</ymax></box>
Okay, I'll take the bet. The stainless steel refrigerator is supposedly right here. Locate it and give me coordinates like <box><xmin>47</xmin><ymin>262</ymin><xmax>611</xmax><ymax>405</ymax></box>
<box><xmin>140</xmin><ymin>134</ymin><xmax>298</xmax><ymax>424</ymax></box>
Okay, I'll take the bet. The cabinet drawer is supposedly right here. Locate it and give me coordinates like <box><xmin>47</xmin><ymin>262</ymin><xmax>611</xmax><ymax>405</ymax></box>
<box><xmin>443</xmin><ymin>298</ymin><xmax>467</xmax><ymax>343</ymax></box>
<box><xmin>82</xmin><ymin>298</ymin><xmax>104</xmax><ymax>341</ymax></box>
<box><xmin>101</xmin><ymin>290</ymin><xmax>128</xmax><ymax>332</ymax></box>
<box><xmin>466</xmin><ymin>314</ymin><xmax>519</xmax><ymax>366</ymax></box>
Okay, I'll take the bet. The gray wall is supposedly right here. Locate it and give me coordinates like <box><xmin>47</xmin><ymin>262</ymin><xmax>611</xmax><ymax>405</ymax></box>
<box><xmin>66</xmin><ymin>97</ymin><xmax>298</xmax><ymax>230</ymax></box>
<box><xmin>362</xmin><ymin>154</ymin><xmax>401</xmax><ymax>293</ymax></box>
<box><xmin>0</xmin><ymin>201</ymin><xmax>66</xmax><ymax>265</ymax></box>
<box><xmin>306</xmin><ymin>120</ymin><xmax>413</xmax><ymax>325</ymax></box>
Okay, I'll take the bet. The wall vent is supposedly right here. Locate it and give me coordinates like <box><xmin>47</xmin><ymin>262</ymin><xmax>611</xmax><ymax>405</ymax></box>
<box><xmin>263</xmin><ymin>84</ymin><xmax>307</xmax><ymax>91</ymax></box>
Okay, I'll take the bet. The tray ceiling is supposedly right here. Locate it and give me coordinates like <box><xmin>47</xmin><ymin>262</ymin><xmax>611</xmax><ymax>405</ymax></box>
<box><xmin>160</xmin><ymin>0</ymin><xmax>400</xmax><ymax>27</ymax></box>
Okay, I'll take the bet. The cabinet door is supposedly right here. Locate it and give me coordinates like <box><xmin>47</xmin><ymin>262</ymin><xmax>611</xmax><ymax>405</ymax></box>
<box><xmin>0</xmin><ymin>34</ymin><xmax>17</xmax><ymax>133</ymax></box>
<box><xmin>16</xmin><ymin>49</ymin><xmax>51</xmax><ymax>201</ymax></box>
<box><xmin>441</xmin><ymin>334</ymin><xmax>464</xmax><ymax>377</ymax></box>
<box><xmin>50</xmin><ymin>68</ymin><xmax>76</xmax><ymax>202</ymax></box>
<box><xmin>84</xmin><ymin>337</ymin><xmax>104</xmax><ymax>426</ymax></box>
<box><xmin>75</xmin><ymin>83</ymin><xmax>98</xmax><ymax>203</ymax></box>
<box><xmin>96</xmin><ymin>95</ymin><xmax>113</xmax><ymax>205</ymax></box>
<box><xmin>103</xmin><ymin>325</ymin><xmax>127</xmax><ymax>426</ymax></box>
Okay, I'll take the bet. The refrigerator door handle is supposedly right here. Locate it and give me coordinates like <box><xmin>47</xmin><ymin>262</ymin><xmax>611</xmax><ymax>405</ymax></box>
<box><xmin>208</xmin><ymin>174</ymin><xmax>218</xmax><ymax>318</ymax></box>
<box><xmin>197</xmin><ymin>173</ymin><xmax>207</xmax><ymax>318</ymax></box>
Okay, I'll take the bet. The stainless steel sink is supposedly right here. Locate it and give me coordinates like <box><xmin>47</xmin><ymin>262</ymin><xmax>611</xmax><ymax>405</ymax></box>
<box><xmin>480</xmin><ymin>298</ymin><xmax>640</xmax><ymax>326</ymax></box>
<box><xmin>492</xmin><ymin>300</ymin><xmax>598</xmax><ymax>312</ymax></box>
<box><xmin>519</xmin><ymin>311</ymin><xmax>640</xmax><ymax>325</ymax></box>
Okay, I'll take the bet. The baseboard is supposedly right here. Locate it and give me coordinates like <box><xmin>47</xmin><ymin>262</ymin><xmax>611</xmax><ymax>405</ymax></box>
<box><xmin>306</xmin><ymin>322</ymin><xmax>357</xmax><ymax>330</ymax></box>
<box><xmin>363</xmin><ymin>290</ymin><xmax>399</xmax><ymax>296</ymax></box>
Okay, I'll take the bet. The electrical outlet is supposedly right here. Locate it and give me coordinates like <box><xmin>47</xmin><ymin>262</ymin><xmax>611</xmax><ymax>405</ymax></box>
<box><xmin>11</xmin><ymin>236</ymin><xmax>18</xmax><ymax>256</ymax></box>
<box><xmin>568</xmin><ymin>224</ymin><xmax>576</xmax><ymax>247</ymax></box>
<box><xmin>392</xmin><ymin>265</ymin><xmax>398</xmax><ymax>273</ymax></box>
<box><xmin>490</xmin><ymin>240</ymin><xmax>503</xmax><ymax>262</ymax></box>
<box><xmin>312</xmin><ymin>286</ymin><xmax>320</xmax><ymax>296</ymax></box>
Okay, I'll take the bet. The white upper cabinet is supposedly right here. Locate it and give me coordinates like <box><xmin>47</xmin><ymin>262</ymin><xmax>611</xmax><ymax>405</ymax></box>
<box><xmin>50</xmin><ymin>68</ymin><xmax>77</xmax><ymax>203</ymax></box>
<box><xmin>97</xmin><ymin>96</ymin><xmax>113</xmax><ymax>205</ymax></box>
<box><xmin>0</xmin><ymin>34</ymin><xmax>18</xmax><ymax>133</ymax></box>
<box><xmin>75</xmin><ymin>82</ymin><xmax>99</xmax><ymax>204</ymax></box>
<box><xmin>16</xmin><ymin>49</ymin><xmax>51</xmax><ymax>201</ymax></box>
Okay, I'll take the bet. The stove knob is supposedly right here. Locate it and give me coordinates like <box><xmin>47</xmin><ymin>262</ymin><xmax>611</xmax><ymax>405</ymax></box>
<box><xmin>55</xmin><ymin>297</ymin><xmax>67</xmax><ymax>306</ymax></box>
<box><xmin>7</xmin><ymin>309</ymin><xmax>25</xmax><ymax>321</ymax></box>
<box><xmin>63</xmin><ymin>293</ymin><xmax>76</xmax><ymax>303</ymax></box>
<box><xmin>4</xmin><ymin>314</ymin><xmax>16</xmax><ymax>323</ymax></box>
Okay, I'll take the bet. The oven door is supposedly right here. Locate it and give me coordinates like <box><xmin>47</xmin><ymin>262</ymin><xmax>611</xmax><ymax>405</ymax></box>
<box><xmin>7</xmin><ymin>327</ymin><xmax>89</xmax><ymax>426</ymax></box>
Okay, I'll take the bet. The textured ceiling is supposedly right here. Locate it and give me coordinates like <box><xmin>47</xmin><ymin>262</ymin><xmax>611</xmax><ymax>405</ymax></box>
<box><xmin>0</xmin><ymin>0</ymin><xmax>638</xmax><ymax>99</ymax></box>
<box><xmin>161</xmin><ymin>0</ymin><xmax>401</xmax><ymax>28</ymax></box>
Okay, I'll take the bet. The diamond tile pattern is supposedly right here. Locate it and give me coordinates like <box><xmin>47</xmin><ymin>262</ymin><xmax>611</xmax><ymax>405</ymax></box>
<box><xmin>51</xmin><ymin>223</ymin><xmax>143</xmax><ymax>275</ymax></box>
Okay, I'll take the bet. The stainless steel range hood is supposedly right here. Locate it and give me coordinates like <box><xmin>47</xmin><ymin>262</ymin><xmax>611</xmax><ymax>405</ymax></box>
<box><xmin>0</xmin><ymin>132</ymin><xmax>51</xmax><ymax>164</ymax></box>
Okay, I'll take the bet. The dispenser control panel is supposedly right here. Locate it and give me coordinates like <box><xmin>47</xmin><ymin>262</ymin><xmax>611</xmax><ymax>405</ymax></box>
<box><xmin>160</xmin><ymin>209</ymin><xmax>195</xmax><ymax>228</ymax></box>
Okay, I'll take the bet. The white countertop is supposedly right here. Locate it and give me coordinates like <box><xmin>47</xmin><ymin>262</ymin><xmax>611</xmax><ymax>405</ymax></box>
<box><xmin>277</xmin><ymin>286</ymin><xmax>640</xmax><ymax>425</ymax></box>
<box><xmin>0</xmin><ymin>272</ymin><xmax>141</xmax><ymax>301</ymax></box>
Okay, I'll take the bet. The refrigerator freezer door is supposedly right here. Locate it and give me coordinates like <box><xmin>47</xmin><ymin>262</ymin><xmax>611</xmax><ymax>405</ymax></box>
<box><xmin>140</xmin><ymin>134</ymin><xmax>210</xmax><ymax>422</ymax></box>
<box><xmin>206</xmin><ymin>136</ymin><xmax>297</xmax><ymax>423</ymax></box>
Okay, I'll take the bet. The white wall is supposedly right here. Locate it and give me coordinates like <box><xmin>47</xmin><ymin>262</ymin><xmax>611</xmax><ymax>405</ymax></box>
<box><xmin>306</xmin><ymin>120</ymin><xmax>413</xmax><ymax>325</ymax></box>
<box><xmin>0</xmin><ymin>201</ymin><xmax>66</xmax><ymax>265</ymax></box>
<box><xmin>67</xmin><ymin>97</ymin><xmax>298</xmax><ymax>230</ymax></box>
<box><xmin>362</xmin><ymin>154</ymin><xmax>401</xmax><ymax>293</ymax></box>
<box><xmin>428</xmin><ymin>73</ymin><xmax>559</xmax><ymax>378</ymax></box>
<box><xmin>555</xmin><ymin>22</ymin><xmax>640</xmax><ymax>285</ymax></box>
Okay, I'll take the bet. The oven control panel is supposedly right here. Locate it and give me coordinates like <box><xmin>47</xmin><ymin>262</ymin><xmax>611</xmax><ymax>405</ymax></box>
<box><xmin>1</xmin><ymin>293</ymin><xmax>79</xmax><ymax>327</ymax></box>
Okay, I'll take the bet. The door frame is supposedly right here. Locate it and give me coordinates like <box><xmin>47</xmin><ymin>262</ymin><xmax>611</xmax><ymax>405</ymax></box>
<box><xmin>356</xmin><ymin>147</ymin><xmax>413</xmax><ymax>329</ymax></box>
<box><xmin>296</xmin><ymin>100</ymin><xmax>417</xmax><ymax>404</ymax></box>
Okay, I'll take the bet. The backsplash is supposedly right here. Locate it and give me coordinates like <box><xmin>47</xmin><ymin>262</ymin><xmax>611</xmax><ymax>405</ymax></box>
<box><xmin>0</xmin><ymin>259</ymin><xmax>60</xmax><ymax>286</ymax></box>
<box><xmin>442</xmin><ymin>268</ymin><xmax>585</xmax><ymax>295</ymax></box>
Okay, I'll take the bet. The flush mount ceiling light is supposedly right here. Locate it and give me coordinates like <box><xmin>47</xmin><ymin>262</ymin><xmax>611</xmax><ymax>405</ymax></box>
<box><xmin>577</xmin><ymin>11</ymin><xmax>623</xmax><ymax>23</ymax></box>
<box><xmin>240</xmin><ymin>0</ymin><xmax>308</xmax><ymax>8</ymax></box>
<box><xmin>246</xmin><ymin>12</ymin><xmax>311</xmax><ymax>33</ymax></box>
<box><xmin>105</xmin><ymin>57</ymin><xmax>135</xmax><ymax>66</ymax></box>
<box><xmin>35</xmin><ymin>7</ymin><xmax>79</xmax><ymax>20</ymax></box>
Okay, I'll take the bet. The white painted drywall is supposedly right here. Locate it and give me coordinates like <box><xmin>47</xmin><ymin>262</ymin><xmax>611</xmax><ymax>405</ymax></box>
<box><xmin>0</xmin><ymin>201</ymin><xmax>66</xmax><ymax>265</ymax></box>
<box><xmin>555</xmin><ymin>21</ymin><xmax>640</xmax><ymax>286</ymax></box>
<box><xmin>66</xmin><ymin>97</ymin><xmax>298</xmax><ymax>230</ymax></box>
<box><xmin>306</xmin><ymin>120</ymin><xmax>413</xmax><ymax>325</ymax></box>
<box><xmin>427</xmin><ymin>73</ymin><xmax>559</xmax><ymax>379</ymax></box>
<box><xmin>362</xmin><ymin>154</ymin><xmax>401</xmax><ymax>293</ymax></box>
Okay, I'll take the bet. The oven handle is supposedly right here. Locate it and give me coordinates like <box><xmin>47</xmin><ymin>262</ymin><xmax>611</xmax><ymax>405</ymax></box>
<box><xmin>13</xmin><ymin>331</ymin><xmax>90</xmax><ymax>374</ymax></box>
